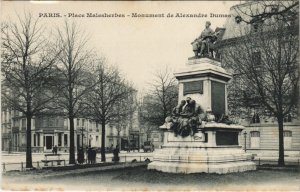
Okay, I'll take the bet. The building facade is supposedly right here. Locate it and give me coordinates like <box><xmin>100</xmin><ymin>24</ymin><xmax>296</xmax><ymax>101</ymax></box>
<box><xmin>217</xmin><ymin>1</ymin><xmax>300</xmax><ymax>157</ymax></box>
<box><xmin>1</xmin><ymin>109</ymin><xmax>103</xmax><ymax>153</ymax></box>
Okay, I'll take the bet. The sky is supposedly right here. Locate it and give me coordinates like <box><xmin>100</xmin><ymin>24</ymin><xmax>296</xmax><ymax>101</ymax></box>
<box><xmin>1</xmin><ymin>1</ymin><xmax>241</xmax><ymax>94</ymax></box>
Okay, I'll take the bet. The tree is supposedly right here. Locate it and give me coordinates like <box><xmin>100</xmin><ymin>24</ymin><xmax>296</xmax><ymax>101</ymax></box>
<box><xmin>86</xmin><ymin>61</ymin><xmax>136</xmax><ymax>162</ymax></box>
<box><xmin>139</xmin><ymin>68</ymin><xmax>178</xmax><ymax>129</ymax></box>
<box><xmin>233</xmin><ymin>1</ymin><xmax>298</xmax><ymax>25</ymax></box>
<box><xmin>55</xmin><ymin>21</ymin><xmax>95</xmax><ymax>164</ymax></box>
<box><xmin>1</xmin><ymin>13</ymin><xmax>59</xmax><ymax>168</ymax></box>
<box><xmin>220</xmin><ymin>2</ymin><xmax>299</xmax><ymax>166</ymax></box>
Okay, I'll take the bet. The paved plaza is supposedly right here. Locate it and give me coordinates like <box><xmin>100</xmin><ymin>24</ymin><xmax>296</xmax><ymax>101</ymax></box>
<box><xmin>2</xmin><ymin>166</ymin><xmax>300</xmax><ymax>191</ymax></box>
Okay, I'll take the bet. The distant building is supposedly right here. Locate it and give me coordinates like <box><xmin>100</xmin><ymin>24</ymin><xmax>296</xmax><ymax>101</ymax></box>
<box><xmin>1</xmin><ymin>70</ymin><xmax>138</xmax><ymax>153</ymax></box>
<box><xmin>1</xmin><ymin>108</ymin><xmax>102</xmax><ymax>153</ymax></box>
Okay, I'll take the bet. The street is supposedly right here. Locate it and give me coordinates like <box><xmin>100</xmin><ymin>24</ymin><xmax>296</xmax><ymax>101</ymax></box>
<box><xmin>1</xmin><ymin>151</ymin><xmax>153</xmax><ymax>172</ymax></box>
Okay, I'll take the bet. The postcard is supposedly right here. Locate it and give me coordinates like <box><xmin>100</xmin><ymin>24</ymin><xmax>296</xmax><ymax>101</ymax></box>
<box><xmin>1</xmin><ymin>0</ymin><xmax>299</xmax><ymax>191</ymax></box>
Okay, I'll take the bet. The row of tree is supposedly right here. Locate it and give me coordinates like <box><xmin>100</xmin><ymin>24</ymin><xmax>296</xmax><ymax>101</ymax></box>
<box><xmin>1</xmin><ymin>14</ymin><xmax>136</xmax><ymax>167</ymax></box>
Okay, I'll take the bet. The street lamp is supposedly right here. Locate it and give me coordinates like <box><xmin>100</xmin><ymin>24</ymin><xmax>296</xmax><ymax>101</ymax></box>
<box><xmin>8</xmin><ymin>138</ymin><xmax>12</xmax><ymax>154</ymax></box>
<box><xmin>80</xmin><ymin>127</ymin><xmax>84</xmax><ymax>148</ymax></box>
<box><xmin>243</xmin><ymin>131</ymin><xmax>247</xmax><ymax>152</ymax></box>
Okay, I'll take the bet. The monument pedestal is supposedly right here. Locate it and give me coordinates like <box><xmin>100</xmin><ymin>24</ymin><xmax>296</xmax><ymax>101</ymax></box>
<box><xmin>148</xmin><ymin>123</ymin><xmax>256</xmax><ymax>174</ymax></box>
<box><xmin>148</xmin><ymin>58</ymin><xmax>256</xmax><ymax>174</ymax></box>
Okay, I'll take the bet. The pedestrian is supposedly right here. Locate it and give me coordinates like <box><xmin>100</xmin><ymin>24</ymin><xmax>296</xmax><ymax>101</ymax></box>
<box><xmin>87</xmin><ymin>147</ymin><xmax>92</xmax><ymax>164</ymax></box>
<box><xmin>91</xmin><ymin>149</ymin><xmax>96</xmax><ymax>164</ymax></box>
<box><xmin>113</xmin><ymin>145</ymin><xmax>120</xmax><ymax>162</ymax></box>
<box><xmin>77</xmin><ymin>147</ymin><xmax>85</xmax><ymax>164</ymax></box>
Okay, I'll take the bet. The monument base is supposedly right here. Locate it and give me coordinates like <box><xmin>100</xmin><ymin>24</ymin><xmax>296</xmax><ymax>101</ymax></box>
<box><xmin>148</xmin><ymin>147</ymin><xmax>256</xmax><ymax>174</ymax></box>
<box><xmin>147</xmin><ymin>123</ymin><xmax>256</xmax><ymax>174</ymax></box>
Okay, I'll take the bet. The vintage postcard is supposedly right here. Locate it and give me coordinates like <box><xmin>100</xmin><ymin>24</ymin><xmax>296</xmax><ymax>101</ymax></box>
<box><xmin>1</xmin><ymin>0</ymin><xmax>299</xmax><ymax>191</ymax></box>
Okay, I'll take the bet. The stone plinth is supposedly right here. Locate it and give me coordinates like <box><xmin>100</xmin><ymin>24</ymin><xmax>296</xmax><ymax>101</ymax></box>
<box><xmin>148</xmin><ymin>123</ymin><xmax>256</xmax><ymax>174</ymax></box>
<box><xmin>174</xmin><ymin>58</ymin><xmax>232</xmax><ymax>116</ymax></box>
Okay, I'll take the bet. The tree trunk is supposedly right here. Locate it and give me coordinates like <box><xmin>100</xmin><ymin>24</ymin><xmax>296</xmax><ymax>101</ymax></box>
<box><xmin>69</xmin><ymin>117</ymin><xmax>76</xmax><ymax>164</ymax></box>
<box><xmin>26</xmin><ymin>115</ymin><xmax>33</xmax><ymax>168</ymax></box>
<box><xmin>277</xmin><ymin>115</ymin><xmax>285</xmax><ymax>166</ymax></box>
<box><xmin>101</xmin><ymin>120</ymin><xmax>106</xmax><ymax>162</ymax></box>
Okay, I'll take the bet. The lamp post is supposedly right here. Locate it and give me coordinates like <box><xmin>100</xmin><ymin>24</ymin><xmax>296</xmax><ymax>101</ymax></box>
<box><xmin>80</xmin><ymin>127</ymin><xmax>84</xmax><ymax>148</ymax></box>
<box><xmin>243</xmin><ymin>131</ymin><xmax>247</xmax><ymax>152</ymax></box>
<box><xmin>8</xmin><ymin>137</ymin><xmax>12</xmax><ymax>154</ymax></box>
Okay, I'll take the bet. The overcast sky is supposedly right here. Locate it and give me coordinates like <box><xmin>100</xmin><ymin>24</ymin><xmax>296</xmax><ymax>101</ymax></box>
<box><xmin>2</xmin><ymin>1</ymin><xmax>240</xmax><ymax>94</ymax></box>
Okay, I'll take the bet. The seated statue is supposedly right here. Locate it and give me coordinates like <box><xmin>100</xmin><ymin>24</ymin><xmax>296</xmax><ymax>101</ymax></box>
<box><xmin>191</xmin><ymin>21</ymin><xmax>219</xmax><ymax>58</ymax></box>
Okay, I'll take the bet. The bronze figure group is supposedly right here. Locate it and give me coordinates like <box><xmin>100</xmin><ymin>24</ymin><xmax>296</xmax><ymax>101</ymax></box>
<box><xmin>166</xmin><ymin>97</ymin><xmax>204</xmax><ymax>137</ymax></box>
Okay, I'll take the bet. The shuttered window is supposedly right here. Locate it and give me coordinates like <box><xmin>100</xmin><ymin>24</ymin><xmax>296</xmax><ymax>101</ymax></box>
<box><xmin>250</xmin><ymin>131</ymin><xmax>260</xmax><ymax>148</ymax></box>
<box><xmin>284</xmin><ymin>131</ymin><xmax>292</xmax><ymax>149</ymax></box>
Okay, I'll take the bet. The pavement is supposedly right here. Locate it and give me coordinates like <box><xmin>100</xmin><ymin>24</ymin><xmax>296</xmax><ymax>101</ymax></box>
<box><xmin>2</xmin><ymin>165</ymin><xmax>300</xmax><ymax>191</ymax></box>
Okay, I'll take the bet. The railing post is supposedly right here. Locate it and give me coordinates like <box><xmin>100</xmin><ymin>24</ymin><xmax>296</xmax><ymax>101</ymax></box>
<box><xmin>64</xmin><ymin>160</ymin><xmax>66</xmax><ymax>166</ymax></box>
<box><xmin>258</xmin><ymin>158</ymin><xmax>260</xmax><ymax>166</ymax></box>
<box><xmin>3</xmin><ymin>163</ymin><xmax>6</xmax><ymax>173</ymax></box>
<box><xmin>37</xmin><ymin>161</ymin><xmax>40</xmax><ymax>169</ymax></box>
<box><xmin>125</xmin><ymin>155</ymin><xmax>126</xmax><ymax>162</ymax></box>
<box><xmin>21</xmin><ymin>162</ymin><xmax>23</xmax><ymax>171</ymax></box>
<box><xmin>51</xmin><ymin>161</ymin><xmax>53</xmax><ymax>167</ymax></box>
<box><xmin>140</xmin><ymin>156</ymin><xmax>141</xmax><ymax>162</ymax></box>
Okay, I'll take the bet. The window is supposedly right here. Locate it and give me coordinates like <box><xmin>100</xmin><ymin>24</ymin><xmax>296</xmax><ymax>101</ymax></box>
<box><xmin>64</xmin><ymin>134</ymin><xmax>68</xmax><ymax>146</ymax></box>
<box><xmin>96</xmin><ymin>136</ymin><xmax>98</xmax><ymax>142</ymax></box>
<box><xmin>33</xmin><ymin>134</ymin><xmax>36</xmax><ymax>146</ymax></box>
<box><xmin>22</xmin><ymin>119</ymin><xmax>26</xmax><ymax>128</ymax></box>
<box><xmin>37</xmin><ymin>133</ymin><xmax>40</xmax><ymax>146</ymax></box>
<box><xmin>22</xmin><ymin>134</ymin><xmax>26</xmax><ymax>145</ymax></box>
<box><xmin>77</xmin><ymin>119</ymin><xmax>80</xmax><ymax>127</ymax></box>
<box><xmin>250</xmin><ymin>131</ymin><xmax>260</xmax><ymax>148</ymax></box>
<box><xmin>82</xmin><ymin>119</ymin><xmax>85</xmax><ymax>128</ymax></box>
<box><xmin>284</xmin><ymin>131</ymin><xmax>292</xmax><ymax>149</ymax></box>
<box><xmin>58</xmin><ymin>133</ymin><xmax>62</xmax><ymax>146</ymax></box>
<box><xmin>284</xmin><ymin>114</ymin><xmax>292</xmax><ymax>122</ymax></box>
<box><xmin>13</xmin><ymin>119</ymin><xmax>19</xmax><ymax>127</ymax></box>
<box><xmin>55</xmin><ymin>118</ymin><xmax>59</xmax><ymax>127</ymax></box>
<box><xmin>43</xmin><ymin>118</ymin><xmax>47</xmax><ymax>127</ymax></box>
<box><xmin>48</xmin><ymin>118</ymin><xmax>54</xmax><ymax>127</ymax></box>
<box><xmin>252</xmin><ymin>113</ymin><xmax>260</xmax><ymax>123</ymax></box>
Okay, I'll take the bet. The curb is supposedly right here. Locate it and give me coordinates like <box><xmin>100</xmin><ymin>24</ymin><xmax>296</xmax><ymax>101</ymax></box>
<box><xmin>40</xmin><ymin>162</ymin><xmax>149</xmax><ymax>178</ymax></box>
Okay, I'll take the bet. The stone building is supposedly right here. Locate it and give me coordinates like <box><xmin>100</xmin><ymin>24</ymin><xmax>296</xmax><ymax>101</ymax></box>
<box><xmin>1</xmin><ymin>108</ymin><xmax>142</xmax><ymax>153</ymax></box>
<box><xmin>217</xmin><ymin>1</ymin><xmax>300</xmax><ymax>158</ymax></box>
<box><xmin>1</xmin><ymin>109</ymin><xmax>103</xmax><ymax>153</ymax></box>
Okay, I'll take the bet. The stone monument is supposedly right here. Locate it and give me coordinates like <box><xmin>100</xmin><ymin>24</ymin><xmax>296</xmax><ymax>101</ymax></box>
<box><xmin>147</xmin><ymin>22</ymin><xmax>256</xmax><ymax>174</ymax></box>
